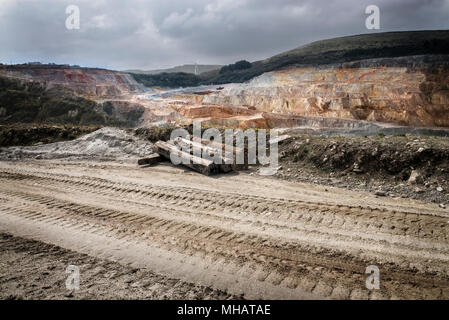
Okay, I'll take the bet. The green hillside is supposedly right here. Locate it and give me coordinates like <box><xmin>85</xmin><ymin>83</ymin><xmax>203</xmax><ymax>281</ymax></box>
<box><xmin>131</xmin><ymin>30</ymin><xmax>449</xmax><ymax>88</ymax></box>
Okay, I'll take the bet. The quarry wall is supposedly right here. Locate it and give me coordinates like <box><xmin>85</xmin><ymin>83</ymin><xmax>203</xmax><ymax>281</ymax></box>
<box><xmin>0</xmin><ymin>66</ymin><xmax>143</xmax><ymax>97</ymax></box>
<box><xmin>202</xmin><ymin>56</ymin><xmax>449</xmax><ymax>127</ymax></box>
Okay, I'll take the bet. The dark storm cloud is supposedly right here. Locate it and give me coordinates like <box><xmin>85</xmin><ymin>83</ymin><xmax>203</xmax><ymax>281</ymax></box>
<box><xmin>0</xmin><ymin>0</ymin><xmax>448</xmax><ymax>69</ymax></box>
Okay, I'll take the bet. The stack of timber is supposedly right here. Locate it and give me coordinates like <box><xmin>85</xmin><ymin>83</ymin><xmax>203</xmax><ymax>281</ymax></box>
<box><xmin>147</xmin><ymin>136</ymin><xmax>247</xmax><ymax>176</ymax></box>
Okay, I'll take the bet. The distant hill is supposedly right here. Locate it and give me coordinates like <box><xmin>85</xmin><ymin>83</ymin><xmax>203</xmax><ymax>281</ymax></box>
<box><xmin>125</xmin><ymin>64</ymin><xmax>222</xmax><ymax>75</ymax></box>
<box><xmin>131</xmin><ymin>30</ymin><xmax>449</xmax><ymax>87</ymax></box>
<box><xmin>202</xmin><ymin>30</ymin><xmax>449</xmax><ymax>84</ymax></box>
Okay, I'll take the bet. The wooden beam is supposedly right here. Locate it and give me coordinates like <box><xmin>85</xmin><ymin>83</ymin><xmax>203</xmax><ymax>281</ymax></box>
<box><xmin>185</xmin><ymin>134</ymin><xmax>247</xmax><ymax>170</ymax></box>
<box><xmin>155</xmin><ymin>141</ymin><xmax>218</xmax><ymax>176</ymax></box>
<box><xmin>173</xmin><ymin>137</ymin><xmax>233</xmax><ymax>173</ymax></box>
<box><xmin>137</xmin><ymin>153</ymin><xmax>164</xmax><ymax>166</ymax></box>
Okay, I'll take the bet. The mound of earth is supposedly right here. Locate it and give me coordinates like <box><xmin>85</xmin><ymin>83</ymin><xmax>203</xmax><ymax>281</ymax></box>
<box><xmin>279</xmin><ymin>134</ymin><xmax>449</xmax><ymax>178</ymax></box>
<box><xmin>275</xmin><ymin>134</ymin><xmax>449</xmax><ymax>204</ymax></box>
<box><xmin>0</xmin><ymin>124</ymin><xmax>101</xmax><ymax>147</ymax></box>
<box><xmin>0</xmin><ymin>127</ymin><xmax>154</xmax><ymax>161</ymax></box>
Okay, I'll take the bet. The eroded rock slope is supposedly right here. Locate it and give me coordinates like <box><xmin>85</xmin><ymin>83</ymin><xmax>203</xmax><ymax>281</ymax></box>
<box><xmin>200</xmin><ymin>56</ymin><xmax>449</xmax><ymax>127</ymax></box>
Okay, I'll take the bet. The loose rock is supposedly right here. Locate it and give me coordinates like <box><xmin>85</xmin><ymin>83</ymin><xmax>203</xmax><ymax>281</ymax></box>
<box><xmin>407</xmin><ymin>170</ymin><xmax>423</xmax><ymax>185</ymax></box>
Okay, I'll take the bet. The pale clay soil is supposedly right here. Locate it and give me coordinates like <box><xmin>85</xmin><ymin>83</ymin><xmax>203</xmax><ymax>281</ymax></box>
<box><xmin>0</xmin><ymin>159</ymin><xmax>448</xmax><ymax>300</ymax></box>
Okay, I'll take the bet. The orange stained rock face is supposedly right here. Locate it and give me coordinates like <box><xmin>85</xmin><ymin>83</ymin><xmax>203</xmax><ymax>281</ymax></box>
<box><xmin>0</xmin><ymin>66</ymin><xmax>142</xmax><ymax>98</ymax></box>
<box><xmin>2</xmin><ymin>62</ymin><xmax>448</xmax><ymax>129</ymax></box>
<box><xmin>201</xmin><ymin>66</ymin><xmax>449</xmax><ymax>127</ymax></box>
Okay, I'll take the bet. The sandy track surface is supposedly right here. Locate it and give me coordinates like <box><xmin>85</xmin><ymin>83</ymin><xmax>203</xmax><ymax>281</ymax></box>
<box><xmin>0</xmin><ymin>232</ymin><xmax>237</xmax><ymax>300</ymax></box>
<box><xmin>0</xmin><ymin>160</ymin><xmax>448</xmax><ymax>299</ymax></box>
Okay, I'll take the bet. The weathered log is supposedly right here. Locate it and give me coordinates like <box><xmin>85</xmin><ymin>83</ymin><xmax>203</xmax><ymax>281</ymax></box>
<box><xmin>154</xmin><ymin>141</ymin><xmax>218</xmax><ymax>175</ymax></box>
<box><xmin>208</xmin><ymin>140</ymin><xmax>247</xmax><ymax>171</ymax></box>
<box><xmin>173</xmin><ymin>137</ymin><xmax>233</xmax><ymax>173</ymax></box>
<box><xmin>173</xmin><ymin>137</ymin><xmax>219</xmax><ymax>157</ymax></box>
<box><xmin>137</xmin><ymin>153</ymin><xmax>163</xmax><ymax>166</ymax></box>
<box><xmin>184</xmin><ymin>134</ymin><xmax>247</xmax><ymax>171</ymax></box>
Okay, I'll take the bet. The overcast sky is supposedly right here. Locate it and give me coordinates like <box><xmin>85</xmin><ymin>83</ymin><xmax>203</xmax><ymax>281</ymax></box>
<box><xmin>1</xmin><ymin>0</ymin><xmax>448</xmax><ymax>70</ymax></box>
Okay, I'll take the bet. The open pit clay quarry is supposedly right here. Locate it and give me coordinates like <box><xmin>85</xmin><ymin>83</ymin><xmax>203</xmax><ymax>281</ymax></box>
<box><xmin>1</xmin><ymin>31</ymin><xmax>449</xmax><ymax>300</ymax></box>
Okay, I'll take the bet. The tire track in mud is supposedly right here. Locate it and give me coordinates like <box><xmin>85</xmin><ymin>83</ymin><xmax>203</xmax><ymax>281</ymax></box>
<box><xmin>0</xmin><ymin>167</ymin><xmax>448</xmax><ymax>299</ymax></box>
<box><xmin>0</xmin><ymin>232</ymin><xmax>238</xmax><ymax>300</ymax></box>
<box><xmin>1</xmin><ymin>169</ymin><xmax>447</xmax><ymax>241</ymax></box>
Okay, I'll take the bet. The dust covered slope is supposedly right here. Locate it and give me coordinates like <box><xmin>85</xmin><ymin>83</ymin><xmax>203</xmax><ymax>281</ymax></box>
<box><xmin>0</xmin><ymin>127</ymin><xmax>154</xmax><ymax>160</ymax></box>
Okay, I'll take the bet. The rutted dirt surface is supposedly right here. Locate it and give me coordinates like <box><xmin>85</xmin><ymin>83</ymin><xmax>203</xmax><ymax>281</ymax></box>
<box><xmin>0</xmin><ymin>232</ymin><xmax>238</xmax><ymax>300</ymax></box>
<box><xmin>0</xmin><ymin>160</ymin><xmax>448</xmax><ymax>300</ymax></box>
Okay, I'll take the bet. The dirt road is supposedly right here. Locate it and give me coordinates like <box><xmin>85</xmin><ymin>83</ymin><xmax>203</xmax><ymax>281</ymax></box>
<box><xmin>0</xmin><ymin>232</ymin><xmax>237</xmax><ymax>300</ymax></box>
<box><xmin>0</xmin><ymin>160</ymin><xmax>448</xmax><ymax>299</ymax></box>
